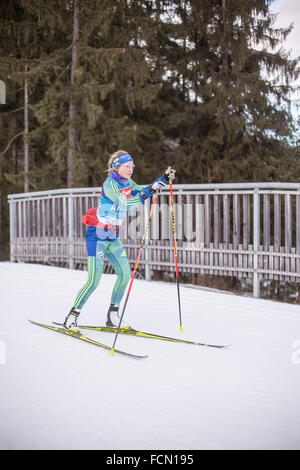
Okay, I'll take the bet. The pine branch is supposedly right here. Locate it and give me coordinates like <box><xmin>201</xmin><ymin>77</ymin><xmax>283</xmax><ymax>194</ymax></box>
<box><xmin>0</xmin><ymin>106</ymin><xmax>24</xmax><ymax>115</ymax></box>
<box><xmin>1</xmin><ymin>131</ymin><xmax>24</xmax><ymax>156</ymax></box>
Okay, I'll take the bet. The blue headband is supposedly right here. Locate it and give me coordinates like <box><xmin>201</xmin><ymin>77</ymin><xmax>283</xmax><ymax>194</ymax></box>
<box><xmin>111</xmin><ymin>153</ymin><xmax>133</xmax><ymax>168</ymax></box>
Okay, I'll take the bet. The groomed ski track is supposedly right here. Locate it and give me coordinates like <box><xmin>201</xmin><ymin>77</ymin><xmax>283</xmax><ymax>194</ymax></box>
<box><xmin>1</xmin><ymin>262</ymin><xmax>300</xmax><ymax>450</ymax></box>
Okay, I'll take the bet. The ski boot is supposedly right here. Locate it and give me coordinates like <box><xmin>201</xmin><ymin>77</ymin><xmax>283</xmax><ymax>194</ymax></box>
<box><xmin>106</xmin><ymin>304</ymin><xmax>131</xmax><ymax>330</ymax></box>
<box><xmin>63</xmin><ymin>307</ymin><xmax>81</xmax><ymax>333</ymax></box>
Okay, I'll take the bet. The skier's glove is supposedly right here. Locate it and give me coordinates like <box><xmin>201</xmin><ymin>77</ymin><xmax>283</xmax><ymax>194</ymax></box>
<box><xmin>163</xmin><ymin>166</ymin><xmax>176</xmax><ymax>182</ymax></box>
<box><xmin>139</xmin><ymin>167</ymin><xmax>176</xmax><ymax>202</ymax></box>
<box><xmin>151</xmin><ymin>167</ymin><xmax>176</xmax><ymax>191</ymax></box>
<box><xmin>151</xmin><ymin>179</ymin><xmax>166</xmax><ymax>192</ymax></box>
<box><xmin>140</xmin><ymin>178</ymin><xmax>166</xmax><ymax>201</ymax></box>
<box><xmin>139</xmin><ymin>183</ymin><xmax>159</xmax><ymax>201</ymax></box>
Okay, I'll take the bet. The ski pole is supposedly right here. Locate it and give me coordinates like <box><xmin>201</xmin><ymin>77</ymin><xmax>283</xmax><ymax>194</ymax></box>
<box><xmin>110</xmin><ymin>192</ymin><xmax>159</xmax><ymax>355</ymax></box>
<box><xmin>169</xmin><ymin>178</ymin><xmax>183</xmax><ymax>332</ymax></box>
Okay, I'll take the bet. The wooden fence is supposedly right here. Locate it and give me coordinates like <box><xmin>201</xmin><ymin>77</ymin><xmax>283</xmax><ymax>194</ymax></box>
<box><xmin>8</xmin><ymin>183</ymin><xmax>300</xmax><ymax>298</ymax></box>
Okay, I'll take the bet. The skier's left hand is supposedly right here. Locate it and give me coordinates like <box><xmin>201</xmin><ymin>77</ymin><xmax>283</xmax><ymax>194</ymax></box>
<box><xmin>163</xmin><ymin>166</ymin><xmax>176</xmax><ymax>182</ymax></box>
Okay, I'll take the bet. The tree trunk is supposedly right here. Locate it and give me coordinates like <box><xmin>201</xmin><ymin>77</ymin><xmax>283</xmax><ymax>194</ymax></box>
<box><xmin>67</xmin><ymin>0</ymin><xmax>79</xmax><ymax>188</ymax></box>
<box><xmin>24</xmin><ymin>65</ymin><xmax>29</xmax><ymax>192</ymax></box>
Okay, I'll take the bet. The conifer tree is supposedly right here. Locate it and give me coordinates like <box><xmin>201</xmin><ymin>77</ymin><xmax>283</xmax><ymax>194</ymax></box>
<box><xmin>161</xmin><ymin>0</ymin><xmax>300</xmax><ymax>182</ymax></box>
<box><xmin>0</xmin><ymin>0</ymin><xmax>67</xmax><ymax>255</ymax></box>
<box><xmin>0</xmin><ymin>0</ymin><xmax>66</xmax><ymax>192</ymax></box>
<box><xmin>29</xmin><ymin>0</ymin><xmax>162</xmax><ymax>188</ymax></box>
<box><xmin>1</xmin><ymin>0</ymin><xmax>299</xmax><ymax>197</ymax></box>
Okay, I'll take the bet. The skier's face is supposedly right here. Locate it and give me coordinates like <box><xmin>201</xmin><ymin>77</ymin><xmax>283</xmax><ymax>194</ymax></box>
<box><xmin>117</xmin><ymin>162</ymin><xmax>135</xmax><ymax>179</ymax></box>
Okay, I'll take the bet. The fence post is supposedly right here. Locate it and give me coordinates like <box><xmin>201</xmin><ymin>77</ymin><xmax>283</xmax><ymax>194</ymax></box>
<box><xmin>9</xmin><ymin>199</ymin><xmax>16</xmax><ymax>262</ymax></box>
<box><xmin>144</xmin><ymin>198</ymin><xmax>151</xmax><ymax>281</ymax></box>
<box><xmin>68</xmin><ymin>194</ymin><xmax>74</xmax><ymax>269</ymax></box>
<box><xmin>253</xmin><ymin>188</ymin><xmax>260</xmax><ymax>298</ymax></box>
<box><xmin>297</xmin><ymin>190</ymin><xmax>300</xmax><ymax>275</ymax></box>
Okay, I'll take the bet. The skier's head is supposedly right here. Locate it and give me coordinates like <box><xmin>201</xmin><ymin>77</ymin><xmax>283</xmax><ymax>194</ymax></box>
<box><xmin>108</xmin><ymin>150</ymin><xmax>135</xmax><ymax>179</ymax></box>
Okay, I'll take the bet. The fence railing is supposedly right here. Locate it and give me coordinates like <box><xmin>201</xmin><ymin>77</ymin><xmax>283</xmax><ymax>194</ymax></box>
<box><xmin>8</xmin><ymin>182</ymin><xmax>300</xmax><ymax>298</ymax></box>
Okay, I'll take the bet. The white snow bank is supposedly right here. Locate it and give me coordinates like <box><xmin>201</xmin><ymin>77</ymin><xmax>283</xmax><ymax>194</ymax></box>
<box><xmin>0</xmin><ymin>262</ymin><xmax>300</xmax><ymax>450</ymax></box>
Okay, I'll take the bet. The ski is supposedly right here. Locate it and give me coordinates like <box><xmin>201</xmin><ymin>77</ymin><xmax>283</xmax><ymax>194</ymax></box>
<box><xmin>53</xmin><ymin>322</ymin><xmax>229</xmax><ymax>349</ymax></box>
<box><xmin>29</xmin><ymin>320</ymin><xmax>148</xmax><ymax>359</ymax></box>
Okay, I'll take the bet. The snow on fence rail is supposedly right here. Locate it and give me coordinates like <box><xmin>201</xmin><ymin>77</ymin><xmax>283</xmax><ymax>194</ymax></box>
<box><xmin>8</xmin><ymin>183</ymin><xmax>300</xmax><ymax>298</ymax></box>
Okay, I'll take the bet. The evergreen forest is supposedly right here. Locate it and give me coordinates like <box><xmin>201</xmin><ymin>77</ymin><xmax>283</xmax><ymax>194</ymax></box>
<box><xmin>1</xmin><ymin>0</ymin><xmax>300</xmax><ymax>258</ymax></box>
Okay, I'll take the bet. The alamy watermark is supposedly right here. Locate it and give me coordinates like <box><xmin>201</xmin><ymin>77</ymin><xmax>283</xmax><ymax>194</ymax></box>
<box><xmin>0</xmin><ymin>340</ymin><xmax>6</xmax><ymax>365</ymax></box>
<box><xmin>291</xmin><ymin>340</ymin><xmax>300</xmax><ymax>365</ymax></box>
<box><xmin>110</xmin><ymin>202</ymin><xmax>205</xmax><ymax>242</ymax></box>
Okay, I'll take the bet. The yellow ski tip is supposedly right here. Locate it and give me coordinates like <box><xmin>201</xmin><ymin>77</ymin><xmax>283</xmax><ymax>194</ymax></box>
<box><xmin>179</xmin><ymin>326</ymin><xmax>183</xmax><ymax>332</ymax></box>
<box><xmin>109</xmin><ymin>348</ymin><xmax>114</xmax><ymax>355</ymax></box>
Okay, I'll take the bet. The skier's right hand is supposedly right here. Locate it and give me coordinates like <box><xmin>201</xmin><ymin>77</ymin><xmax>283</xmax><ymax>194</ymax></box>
<box><xmin>139</xmin><ymin>167</ymin><xmax>176</xmax><ymax>202</ymax></box>
<box><xmin>150</xmin><ymin>179</ymin><xmax>166</xmax><ymax>192</ymax></box>
<box><xmin>151</xmin><ymin>167</ymin><xmax>176</xmax><ymax>192</ymax></box>
<box><xmin>139</xmin><ymin>179</ymin><xmax>165</xmax><ymax>201</ymax></box>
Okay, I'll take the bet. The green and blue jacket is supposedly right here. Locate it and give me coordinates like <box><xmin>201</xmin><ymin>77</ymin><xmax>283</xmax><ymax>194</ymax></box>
<box><xmin>86</xmin><ymin>172</ymin><xmax>148</xmax><ymax>251</ymax></box>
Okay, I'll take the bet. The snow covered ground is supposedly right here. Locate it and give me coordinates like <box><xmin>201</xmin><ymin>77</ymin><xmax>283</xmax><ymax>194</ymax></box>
<box><xmin>1</xmin><ymin>261</ymin><xmax>300</xmax><ymax>450</ymax></box>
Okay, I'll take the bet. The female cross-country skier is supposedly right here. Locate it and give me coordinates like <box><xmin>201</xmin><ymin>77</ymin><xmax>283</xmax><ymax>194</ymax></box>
<box><xmin>63</xmin><ymin>150</ymin><xmax>175</xmax><ymax>331</ymax></box>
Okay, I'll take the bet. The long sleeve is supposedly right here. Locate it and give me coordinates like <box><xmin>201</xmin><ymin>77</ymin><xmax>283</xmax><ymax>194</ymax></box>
<box><xmin>129</xmin><ymin>179</ymin><xmax>145</xmax><ymax>195</ymax></box>
<box><xmin>102</xmin><ymin>178</ymin><xmax>142</xmax><ymax>210</ymax></box>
